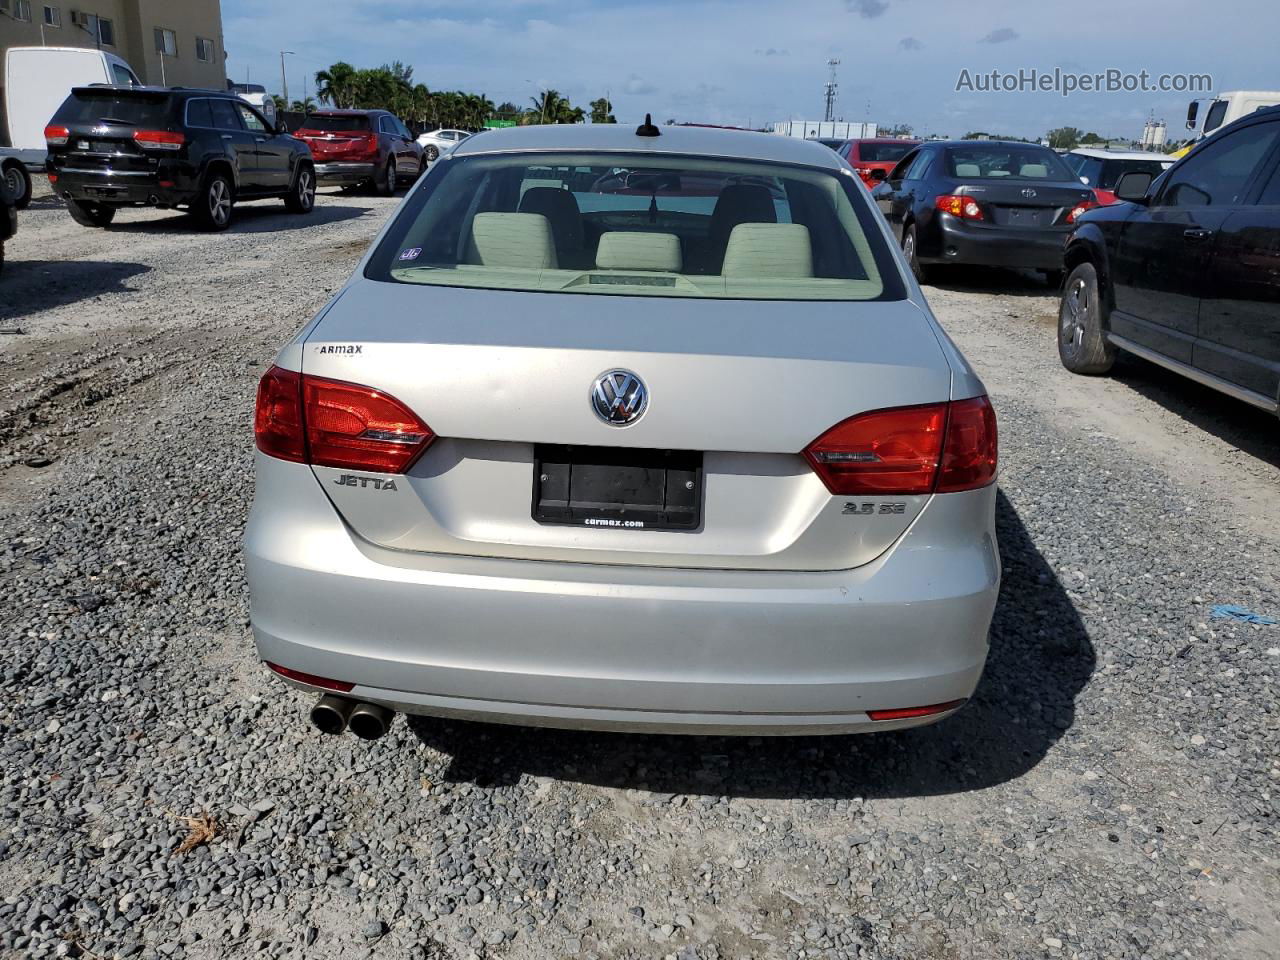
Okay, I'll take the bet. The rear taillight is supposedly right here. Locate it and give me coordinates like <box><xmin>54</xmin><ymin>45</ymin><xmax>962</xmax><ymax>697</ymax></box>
<box><xmin>1066</xmin><ymin>199</ymin><xmax>1098</xmax><ymax>223</ymax></box>
<box><xmin>133</xmin><ymin>129</ymin><xmax>185</xmax><ymax>151</ymax></box>
<box><xmin>1092</xmin><ymin>188</ymin><xmax>1119</xmax><ymax>206</ymax></box>
<box><xmin>803</xmin><ymin>396</ymin><xmax>997</xmax><ymax>496</ymax></box>
<box><xmin>936</xmin><ymin>194</ymin><xmax>984</xmax><ymax>220</ymax></box>
<box><xmin>867</xmin><ymin>699</ymin><xmax>966</xmax><ymax>721</ymax></box>
<box><xmin>44</xmin><ymin>124</ymin><xmax>70</xmax><ymax>145</ymax></box>
<box><xmin>254</xmin><ymin>365</ymin><xmax>435</xmax><ymax>473</ymax></box>
<box><xmin>362</xmin><ymin>132</ymin><xmax>380</xmax><ymax>157</ymax></box>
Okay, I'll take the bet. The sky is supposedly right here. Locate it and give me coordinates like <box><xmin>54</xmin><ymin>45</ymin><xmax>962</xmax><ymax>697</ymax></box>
<box><xmin>222</xmin><ymin>0</ymin><xmax>1278</xmax><ymax>140</ymax></box>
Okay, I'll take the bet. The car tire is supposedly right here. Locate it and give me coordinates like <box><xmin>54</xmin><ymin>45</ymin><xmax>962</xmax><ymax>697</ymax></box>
<box><xmin>1058</xmin><ymin>261</ymin><xmax>1115</xmax><ymax>375</ymax></box>
<box><xmin>376</xmin><ymin>157</ymin><xmax>396</xmax><ymax>197</ymax></box>
<box><xmin>424</xmin><ymin>144</ymin><xmax>439</xmax><ymax>162</ymax></box>
<box><xmin>191</xmin><ymin>172</ymin><xmax>234</xmax><ymax>231</ymax></box>
<box><xmin>3</xmin><ymin>161</ymin><xmax>32</xmax><ymax>211</ymax></box>
<box><xmin>284</xmin><ymin>164</ymin><xmax>315</xmax><ymax>214</ymax></box>
<box><xmin>902</xmin><ymin>224</ymin><xmax>934</xmax><ymax>284</ymax></box>
<box><xmin>67</xmin><ymin>199</ymin><xmax>116</xmax><ymax>228</ymax></box>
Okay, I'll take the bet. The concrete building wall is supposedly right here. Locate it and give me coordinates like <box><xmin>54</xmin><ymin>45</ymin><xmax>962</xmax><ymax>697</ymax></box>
<box><xmin>0</xmin><ymin>0</ymin><xmax>225</xmax><ymax>89</ymax></box>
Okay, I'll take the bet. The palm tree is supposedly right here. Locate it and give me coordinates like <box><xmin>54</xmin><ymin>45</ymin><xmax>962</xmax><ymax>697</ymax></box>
<box><xmin>529</xmin><ymin>89</ymin><xmax>564</xmax><ymax>125</ymax></box>
<box><xmin>314</xmin><ymin>62</ymin><xmax>357</xmax><ymax>108</ymax></box>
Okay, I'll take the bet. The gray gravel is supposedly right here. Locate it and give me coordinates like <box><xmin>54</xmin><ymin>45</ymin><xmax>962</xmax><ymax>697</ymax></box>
<box><xmin>1</xmin><ymin>178</ymin><xmax>1277</xmax><ymax>960</ymax></box>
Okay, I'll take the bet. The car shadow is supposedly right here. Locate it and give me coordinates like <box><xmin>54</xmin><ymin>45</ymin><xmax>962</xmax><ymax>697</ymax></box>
<box><xmin>92</xmin><ymin>202</ymin><xmax>374</xmax><ymax>235</ymax></box>
<box><xmin>1109</xmin><ymin>353</ymin><xmax>1280</xmax><ymax>469</ymax></box>
<box><xmin>0</xmin><ymin>260</ymin><xmax>151</xmax><ymax>320</ymax></box>
<box><xmin>405</xmin><ymin>490</ymin><xmax>1095</xmax><ymax>800</ymax></box>
<box><xmin>927</xmin><ymin>265</ymin><xmax>1059</xmax><ymax>296</ymax></box>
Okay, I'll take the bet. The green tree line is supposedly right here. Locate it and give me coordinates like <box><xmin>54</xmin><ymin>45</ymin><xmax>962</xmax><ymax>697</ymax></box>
<box><xmin>300</xmin><ymin>61</ymin><xmax>615</xmax><ymax>130</ymax></box>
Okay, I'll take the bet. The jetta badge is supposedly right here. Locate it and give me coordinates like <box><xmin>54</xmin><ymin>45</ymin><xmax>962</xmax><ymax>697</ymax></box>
<box><xmin>1021</xmin><ymin>187</ymin><xmax>1038</xmax><ymax>199</ymax></box>
<box><xmin>591</xmin><ymin>370</ymin><xmax>648</xmax><ymax>426</ymax></box>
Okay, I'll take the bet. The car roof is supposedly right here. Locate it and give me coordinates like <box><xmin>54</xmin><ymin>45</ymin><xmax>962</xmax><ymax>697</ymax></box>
<box><xmin>1067</xmin><ymin>148</ymin><xmax>1172</xmax><ymax>160</ymax></box>
<box><xmin>845</xmin><ymin>138</ymin><xmax>921</xmax><ymax>144</ymax></box>
<box><xmin>451</xmin><ymin>123</ymin><xmax>844</xmax><ymax>169</ymax></box>
<box><xmin>70</xmin><ymin>84</ymin><xmax>236</xmax><ymax>99</ymax></box>
<box><xmin>930</xmin><ymin>140</ymin><xmax>1054</xmax><ymax>149</ymax></box>
<box><xmin>310</xmin><ymin>108</ymin><xmax>385</xmax><ymax>116</ymax></box>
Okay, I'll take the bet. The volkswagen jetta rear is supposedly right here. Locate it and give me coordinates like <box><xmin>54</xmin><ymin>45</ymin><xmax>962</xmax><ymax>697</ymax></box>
<box><xmin>245</xmin><ymin>124</ymin><xmax>1000</xmax><ymax>736</ymax></box>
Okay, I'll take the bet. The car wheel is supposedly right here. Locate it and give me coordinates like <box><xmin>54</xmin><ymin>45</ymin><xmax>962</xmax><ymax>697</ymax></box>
<box><xmin>285</xmin><ymin>164</ymin><xmax>315</xmax><ymax>214</ymax></box>
<box><xmin>376</xmin><ymin>157</ymin><xmax>396</xmax><ymax>197</ymax></box>
<box><xmin>192</xmin><ymin>172</ymin><xmax>234</xmax><ymax>231</ymax></box>
<box><xmin>902</xmin><ymin>224</ymin><xmax>934</xmax><ymax>284</ymax></box>
<box><xmin>1058</xmin><ymin>261</ymin><xmax>1115</xmax><ymax>375</ymax></box>
<box><xmin>67</xmin><ymin>199</ymin><xmax>116</xmax><ymax>228</ymax></box>
<box><xmin>3</xmin><ymin>162</ymin><xmax>32</xmax><ymax>211</ymax></box>
<box><xmin>424</xmin><ymin>144</ymin><xmax>439</xmax><ymax>162</ymax></box>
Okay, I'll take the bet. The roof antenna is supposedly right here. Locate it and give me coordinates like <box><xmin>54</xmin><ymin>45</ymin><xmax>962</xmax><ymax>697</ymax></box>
<box><xmin>636</xmin><ymin>113</ymin><xmax>661</xmax><ymax>137</ymax></box>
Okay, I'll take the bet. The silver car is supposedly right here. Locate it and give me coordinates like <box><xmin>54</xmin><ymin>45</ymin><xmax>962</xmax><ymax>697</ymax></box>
<box><xmin>245</xmin><ymin>121</ymin><xmax>1000</xmax><ymax>739</ymax></box>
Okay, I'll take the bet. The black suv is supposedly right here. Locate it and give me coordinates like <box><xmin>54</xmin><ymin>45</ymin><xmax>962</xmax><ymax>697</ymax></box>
<box><xmin>1060</xmin><ymin>107</ymin><xmax>1280</xmax><ymax>416</ymax></box>
<box><xmin>45</xmin><ymin>85</ymin><xmax>315</xmax><ymax>231</ymax></box>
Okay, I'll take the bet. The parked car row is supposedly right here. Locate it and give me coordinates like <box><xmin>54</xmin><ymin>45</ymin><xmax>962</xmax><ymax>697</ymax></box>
<box><xmin>39</xmin><ymin>85</ymin><xmax>435</xmax><ymax>232</ymax></box>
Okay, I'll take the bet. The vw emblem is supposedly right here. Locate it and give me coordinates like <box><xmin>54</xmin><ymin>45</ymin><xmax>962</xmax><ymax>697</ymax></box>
<box><xmin>1021</xmin><ymin>187</ymin><xmax>1038</xmax><ymax>199</ymax></box>
<box><xmin>591</xmin><ymin>370</ymin><xmax>648</xmax><ymax>426</ymax></box>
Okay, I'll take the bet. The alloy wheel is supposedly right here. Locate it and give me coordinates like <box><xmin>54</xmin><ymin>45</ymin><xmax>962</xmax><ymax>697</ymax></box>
<box><xmin>298</xmin><ymin>169</ymin><xmax>315</xmax><ymax>210</ymax></box>
<box><xmin>1060</xmin><ymin>277</ymin><xmax>1088</xmax><ymax>358</ymax></box>
<box><xmin>209</xmin><ymin>179</ymin><xmax>231</xmax><ymax>225</ymax></box>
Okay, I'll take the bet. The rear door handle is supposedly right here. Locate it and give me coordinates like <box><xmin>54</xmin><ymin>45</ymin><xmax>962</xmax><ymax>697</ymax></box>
<box><xmin>1183</xmin><ymin>228</ymin><xmax>1214</xmax><ymax>242</ymax></box>
<box><xmin>255</xmin><ymin>137</ymin><xmax>267</xmax><ymax>143</ymax></box>
<box><xmin>221</xmin><ymin>134</ymin><xmax>233</xmax><ymax>140</ymax></box>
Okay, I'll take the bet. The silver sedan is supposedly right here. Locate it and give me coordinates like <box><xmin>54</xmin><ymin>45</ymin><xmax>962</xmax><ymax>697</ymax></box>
<box><xmin>245</xmin><ymin>121</ymin><xmax>1000</xmax><ymax>739</ymax></box>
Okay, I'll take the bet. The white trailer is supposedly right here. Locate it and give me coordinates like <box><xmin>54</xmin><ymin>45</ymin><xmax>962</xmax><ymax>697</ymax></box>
<box><xmin>771</xmin><ymin>120</ymin><xmax>878</xmax><ymax>140</ymax></box>
<box><xmin>1</xmin><ymin>46</ymin><xmax>142</xmax><ymax>167</ymax></box>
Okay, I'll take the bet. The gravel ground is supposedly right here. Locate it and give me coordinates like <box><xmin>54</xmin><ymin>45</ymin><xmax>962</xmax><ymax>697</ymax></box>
<box><xmin>1</xmin><ymin>177</ymin><xmax>1277</xmax><ymax>960</ymax></box>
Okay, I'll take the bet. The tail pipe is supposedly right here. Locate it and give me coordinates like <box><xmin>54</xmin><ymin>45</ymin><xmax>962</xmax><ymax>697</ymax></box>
<box><xmin>310</xmin><ymin>694</ymin><xmax>356</xmax><ymax>735</ymax></box>
<box><xmin>348</xmin><ymin>702</ymin><xmax>394</xmax><ymax>741</ymax></box>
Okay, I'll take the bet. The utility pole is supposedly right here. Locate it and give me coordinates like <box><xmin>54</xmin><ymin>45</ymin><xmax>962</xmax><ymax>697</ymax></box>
<box><xmin>280</xmin><ymin>50</ymin><xmax>294</xmax><ymax>108</ymax></box>
<box><xmin>823</xmin><ymin>58</ymin><xmax>840</xmax><ymax>123</ymax></box>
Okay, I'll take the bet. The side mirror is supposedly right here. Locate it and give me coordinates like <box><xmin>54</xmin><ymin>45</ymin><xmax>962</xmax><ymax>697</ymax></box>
<box><xmin>1185</xmin><ymin>101</ymin><xmax>1198</xmax><ymax>129</ymax></box>
<box><xmin>870</xmin><ymin>182</ymin><xmax>893</xmax><ymax>200</ymax></box>
<box><xmin>868</xmin><ymin>168</ymin><xmax>888</xmax><ymax>183</ymax></box>
<box><xmin>1115</xmin><ymin>170</ymin><xmax>1154</xmax><ymax>203</ymax></box>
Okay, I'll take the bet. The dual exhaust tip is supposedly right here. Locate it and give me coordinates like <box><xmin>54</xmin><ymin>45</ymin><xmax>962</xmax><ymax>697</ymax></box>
<box><xmin>310</xmin><ymin>694</ymin><xmax>394</xmax><ymax>740</ymax></box>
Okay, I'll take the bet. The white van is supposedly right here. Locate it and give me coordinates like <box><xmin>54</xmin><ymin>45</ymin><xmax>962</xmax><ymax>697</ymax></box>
<box><xmin>1</xmin><ymin>46</ymin><xmax>142</xmax><ymax>165</ymax></box>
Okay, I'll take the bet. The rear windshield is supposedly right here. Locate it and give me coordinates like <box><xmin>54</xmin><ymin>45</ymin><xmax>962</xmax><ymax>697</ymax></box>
<box><xmin>55</xmin><ymin>91</ymin><xmax>171</xmax><ymax>127</ymax></box>
<box><xmin>944</xmin><ymin>145</ymin><xmax>1075</xmax><ymax>181</ymax></box>
<box><xmin>365</xmin><ymin>152</ymin><xmax>904</xmax><ymax>302</ymax></box>
<box><xmin>301</xmin><ymin>114</ymin><xmax>371</xmax><ymax>132</ymax></box>
<box><xmin>1098</xmin><ymin>158</ymin><xmax>1169</xmax><ymax>189</ymax></box>
<box><xmin>858</xmin><ymin>142</ymin><xmax>915</xmax><ymax>162</ymax></box>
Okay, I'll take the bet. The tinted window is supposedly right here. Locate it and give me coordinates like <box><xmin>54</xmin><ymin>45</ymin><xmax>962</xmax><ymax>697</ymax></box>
<box><xmin>365</xmin><ymin>152</ymin><xmax>904</xmax><ymax>302</ymax></box>
<box><xmin>1203</xmin><ymin>100</ymin><xmax>1230</xmax><ymax>134</ymax></box>
<box><xmin>858</xmin><ymin>142</ymin><xmax>916</xmax><ymax>163</ymax></box>
<box><xmin>1098</xmin><ymin>159</ymin><xmax>1168</xmax><ymax>189</ymax></box>
<box><xmin>905</xmin><ymin>150</ymin><xmax>933</xmax><ymax>180</ymax></box>
<box><xmin>237</xmin><ymin>104</ymin><xmax>267</xmax><ymax>132</ymax></box>
<box><xmin>54</xmin><ymin>91</ymin><xmax>170</xmax><ymax>126</ymax></box>
<box><xmin>887</xmin><ymin>150</ymin><xmax>917</xmax><ymax>181</ymax></box>
<box><xmin>1257</xmin><ymin>160</ymin><xmax>1280</xmax><ymax>205</ymax></box>
<box><xmin>1162</xmin><ymin>123</ymin><xmax>1280</xmax><ymax>207</ymax></box>
<box><xmin>378</xmin><ymin>116</ymin><xmax>395</xmax><ymax>134</ymax></box>
<box><xmin>1065</xmin><ymin>154</ymin><xmax>1101</xmax><ymax>183</ymax></box>
<box><xmin>110</xmin><ymin>64</ymin><xmax>137</xmax><ymax>86</ymax></box>
<box><xmin>209</xmin><ymin>98</ymin><xmax>241</xmax><ymax>131</ymax></box>
<box><xmin>944</xmin><ymin>145</ymin><xmax>1075</xmax><ymax>180</ymax></box>
<box><xmin>395</xmin><ymin>118</ymin><xmax>412</xmax><ymax>139</ymax></box>
<box><xmin>302</xmin><ymin>114</ymin><xmax>372</xmax><ymax>132</ymax></box>
<box><xmin>185</xmin><ymin>98</ymin><xmax>215</xmax><ymax>128</ymax></box>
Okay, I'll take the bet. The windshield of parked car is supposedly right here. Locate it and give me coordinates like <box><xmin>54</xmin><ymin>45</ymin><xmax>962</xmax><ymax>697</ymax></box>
<box><xmin>366</xmin><ymin>152</ymin><xmax>903</xmax><ymax>301</ymax></box>
<box><xmin>858</xmin><ymin>142</ymin><xmax>916</xmax><ymax>162</ymax></box>
<box><xmin>301</xmin><ymin>114</ymin><xmax>371</xmax><ymax>132</ymax></box>
<box><xmin>56</xmin><ymin>90</ymin><xmax>171</xmax><ymax>127</ymax></box>
<box><xmin>945</xmin><ymin>145</ymin><xmax>1076</xmax><ymax>181</ymax></box>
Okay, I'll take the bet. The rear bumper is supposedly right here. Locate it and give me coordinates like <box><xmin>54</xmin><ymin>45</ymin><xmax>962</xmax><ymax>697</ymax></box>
<box><xmin>244</xmin><ymin>454</ymin><xmax>1000</xmax><ymax>734</ymax></box>
<box><xmin>926</xmin><ymin>216</ymin><xmax>1069</xmax><ymax>270</ymax></box>
<box><xmin>51</xmin><ymin>169</ymin><xmax>191</xmax><ymax>207</ymax></box>
<box><xmin>314</xmin><ymin>162</ymin><xmax>376</xmax><ymax>183</ymax></box>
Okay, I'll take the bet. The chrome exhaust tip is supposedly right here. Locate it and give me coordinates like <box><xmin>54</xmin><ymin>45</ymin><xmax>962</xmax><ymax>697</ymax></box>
<box><xmin>348</xmin><ymin>702</ymin><xmax>394</xmax><ymax>741</ymax></box>
<box><xmin>310</xmin><ymin>694</ymin><xmax>355</xmax><ymax>735</ymax></box>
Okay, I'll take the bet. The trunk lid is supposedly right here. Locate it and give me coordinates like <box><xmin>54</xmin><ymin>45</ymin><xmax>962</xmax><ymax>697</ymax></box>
<box><xmin>49</xmin><ymin>88</ymin><xmax>173</xmax><ymax>176</ymax></box>
<box><xmin>953</xmin><ymin>180</ymin><xmax>1093</xmax><ymax>228</ymax></box>
<box><xmin>297</xmin><ymin>115</ymin><xmax>377</xmax><ymax>162</ymax></box>
<box><xmin>302</xmin><ymin>280</ymin><xmax>953</xmax><ymax>571</ymax></box>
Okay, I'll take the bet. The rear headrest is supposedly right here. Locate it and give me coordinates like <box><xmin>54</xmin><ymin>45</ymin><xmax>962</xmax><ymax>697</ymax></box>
<box><xmin>954</xmin><ymin>163</ymin><xmax>981</xmax><ymax>177</ymax></box>
<box><xmin>595</xmin><ymin>232</ymin><xmax>682</xmax><ymax>272</ymax></box>
<box><xmin>465</xmin><ymin>212</ymin><xmax>558</xmax><ymax>269</ymax></box>
<box><xmin>721</xmin><ymin>223</ymin><xmax>813</xmax><ymax>278</ymax></box>
<box><xmin>1019</xmin><ymin>163</ymin><xmax>1048</xmax><ymax>177</ymax></box>
<box><xmin>518</xmin><ymin>187</ymin><xmax>583</xmax><ymax>253</ymax></box>
<box><xmin>709</xmin><ymin>183</ymin><xmax>777</xmax><ymax>246</ymax></box>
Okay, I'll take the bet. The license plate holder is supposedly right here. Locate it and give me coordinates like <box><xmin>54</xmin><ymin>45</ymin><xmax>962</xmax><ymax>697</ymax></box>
<box><xmin>532</xmin><ymin>444</ymin><xmax>702</xmax><ymax>531</ymax></box>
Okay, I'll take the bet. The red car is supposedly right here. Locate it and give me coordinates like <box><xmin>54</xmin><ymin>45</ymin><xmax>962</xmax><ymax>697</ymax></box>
<box><xmin>294</xmin><ymin>109</ymin><xmax>425</xmax><ymax>196</ymax></box>
<box><xmin>837</xmin><ymin>138</ymin><xmax>922</xmax><ymax>187</ymax></box>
